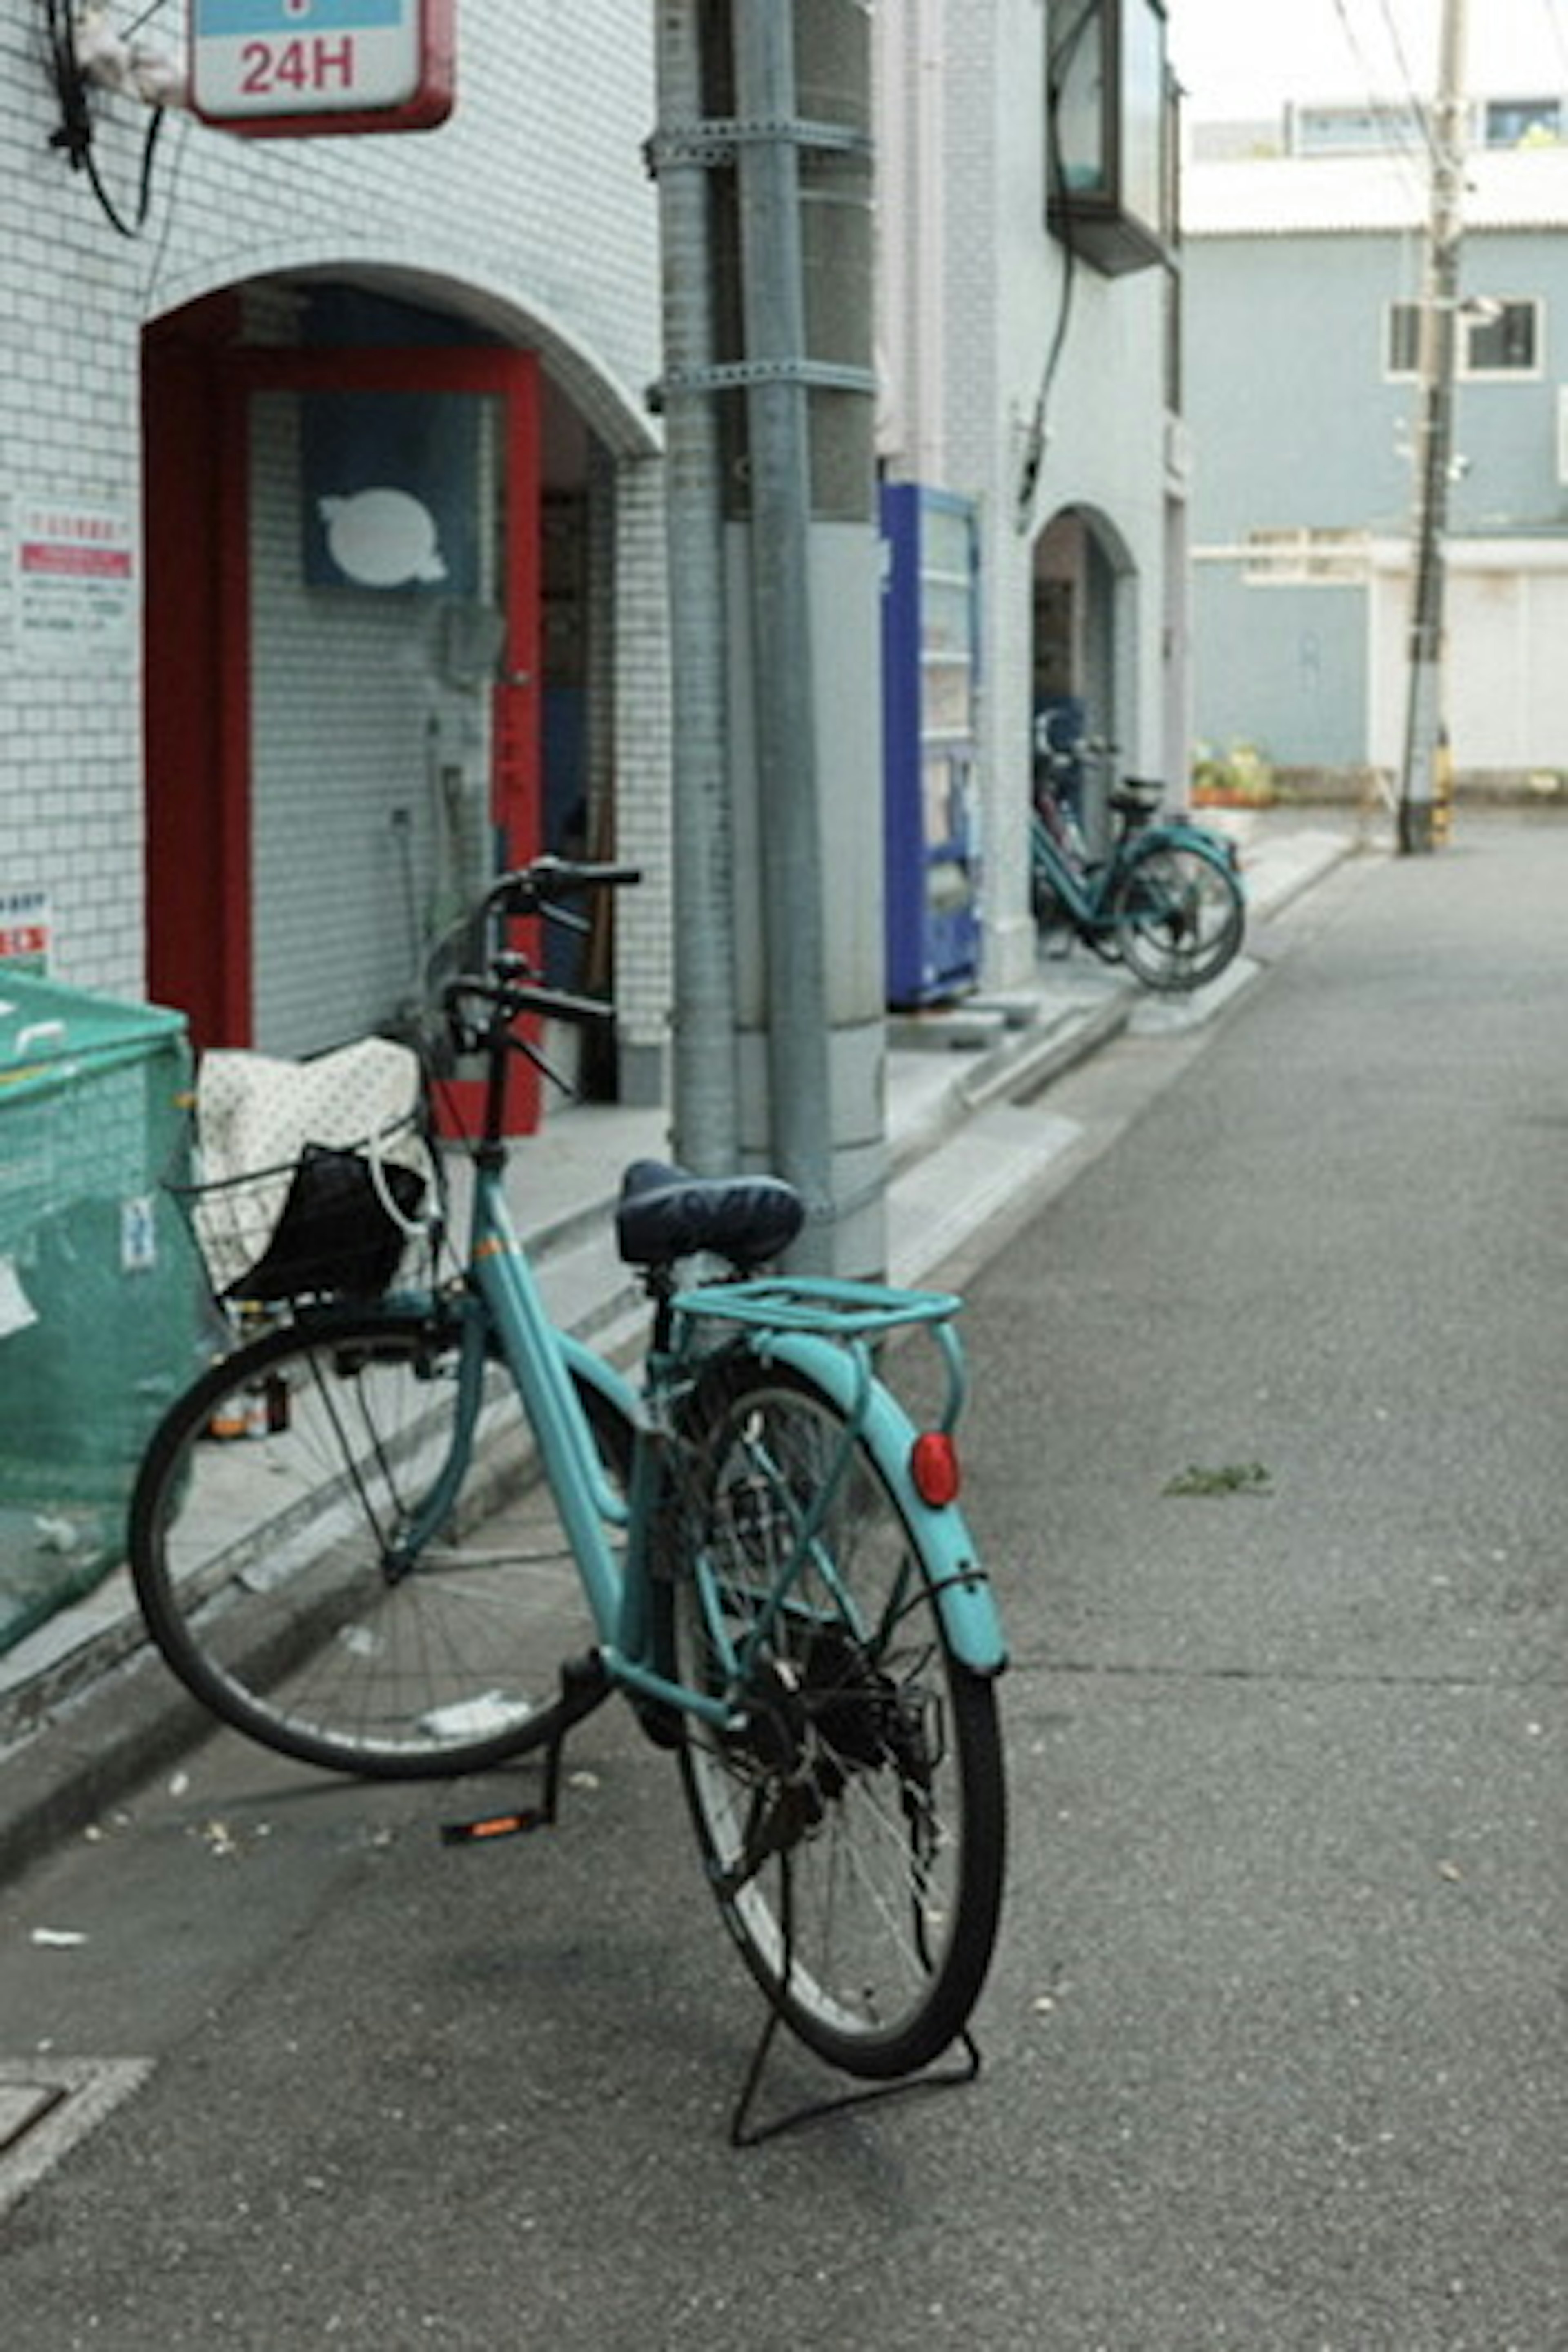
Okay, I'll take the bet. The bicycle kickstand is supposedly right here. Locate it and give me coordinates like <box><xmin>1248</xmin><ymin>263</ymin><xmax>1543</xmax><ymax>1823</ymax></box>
<box><xmin>440</xmin><ymin>1653</ymin><xmax>612</xmax><ymax>1847</ymax></box>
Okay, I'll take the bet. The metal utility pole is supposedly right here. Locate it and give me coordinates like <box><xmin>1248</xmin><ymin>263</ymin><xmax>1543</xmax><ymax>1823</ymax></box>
<box><xmin>1397</xmin><ymin>0</ymin><xmax>1467</xmax><ymax>854</ymax></box>
<box><xmin>651</xmin><ymin>0</ymin><xmax>739</xmax><ymax>1173</ymax></box>
<box><xmin>728</xmin><ymin>0</ymin><xmax>884</xmax><ymax>1274</ymax></box>
<box><xmin>731</xmin><ymin>0</ymin><xmax>834</xmax><ymax>1247</ymax></box>
<box><xmin>649</xmin><ymin>0</ymin><xmax>882</xmax><ymax>1270</ymax></box>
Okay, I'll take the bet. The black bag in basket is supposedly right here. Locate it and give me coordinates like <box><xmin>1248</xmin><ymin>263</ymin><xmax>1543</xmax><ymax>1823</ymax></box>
<box><xmin>229</xmin><ymin>1143</ymin><xmax>425</xmax><ymax>1303</ymax></box>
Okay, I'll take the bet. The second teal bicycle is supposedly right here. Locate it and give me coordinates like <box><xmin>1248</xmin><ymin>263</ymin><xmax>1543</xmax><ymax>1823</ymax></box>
<box><xmin>129</xmin><ymin>860</ymin><xmax>1008</xmax><ymax>2113</ymax></box>
<box><xmin>1032</xmin><ymin>763</ymin><xmax>1246</xmax><ymax>991</ymax></box>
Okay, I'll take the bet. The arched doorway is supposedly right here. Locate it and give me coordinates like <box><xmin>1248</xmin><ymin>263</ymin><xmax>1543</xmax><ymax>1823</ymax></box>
<box><xmin>143</xmin><ymin>278</ymin><xmax>626</xmax><ymax>1124</ymax></box>
<box><xmin>1031</xmin><ymin>503</ymin><xmax>1134</xmax><ymax>852</ymax></box>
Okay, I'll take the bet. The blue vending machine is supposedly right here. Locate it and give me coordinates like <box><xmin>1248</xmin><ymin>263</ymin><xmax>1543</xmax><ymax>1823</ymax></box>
<box><xmin>881</xmin><ymin>484</ymin><xmax>982</xmax><ymax>1008</ymax></box>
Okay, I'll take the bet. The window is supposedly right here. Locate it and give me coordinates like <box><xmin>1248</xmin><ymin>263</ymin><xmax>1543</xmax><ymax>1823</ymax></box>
<box><xmin>1242</xmin><ymin>529</ymin><xmax>1369</xmax><ymax>587</ymax></box>
<box><xmin>1485</xmin><ymin>96</ymin><xmax>1563</xmax><ymax>149</ymax></box>
<box><xmin>1290</xmin><ymin>101</ymin><xmax>1426</xmax><ymax>156</ymax></box>
<box><xmin>1386</xmin><ymin>303</ymin><xmax>1422</xmax><ymax>376</ymax></box>
<box><xmin>1385</xmin><ymin>297</ymin><xmax>1543</xmax><ymax>380</ymax></box>
<box><xmin>1466</xmin><ymin>298</ymin><xmax>1541</xmax><ymax>375</ymax></box>
<box><xmin>1048</xmin><ymin>0</ymin><xmax>1173</xmax><ymax>277</ymax></box>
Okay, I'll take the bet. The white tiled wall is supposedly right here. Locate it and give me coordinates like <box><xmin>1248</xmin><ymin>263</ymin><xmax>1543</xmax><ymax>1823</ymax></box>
<box><xmin>0</xmin><ymin>3</ymin><xmax>668</xmax><ymax>1040</ymax></box>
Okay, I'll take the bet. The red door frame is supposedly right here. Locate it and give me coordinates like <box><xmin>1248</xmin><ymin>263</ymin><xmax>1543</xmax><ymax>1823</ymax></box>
<box><xmin>145</xmin><ymin>341</ymin><xmax>541</xmax><ymax>1102</ymax></box>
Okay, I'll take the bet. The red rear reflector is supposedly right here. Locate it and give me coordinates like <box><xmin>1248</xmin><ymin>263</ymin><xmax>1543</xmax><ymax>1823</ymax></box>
<box><xmin>911</xmin><ymin>1430</ymin><xmax>961</xmax><ymax>1507</ymax></box>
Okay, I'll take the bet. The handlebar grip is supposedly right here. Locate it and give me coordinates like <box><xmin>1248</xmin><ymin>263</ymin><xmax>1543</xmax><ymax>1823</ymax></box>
<box><xmin>441</xmin><ymin>973</ymin><xmax>615</xmax><ymax>1034</ymax></box>
<box><xmin>514</xmin><ymin>983</ymin><xmax>617</xmax><ymax>1028</ymax></box>
<box><xmin>487</xmin><ymin>856</ymin><xmax>642</xmax><ymax>917</ymax></box>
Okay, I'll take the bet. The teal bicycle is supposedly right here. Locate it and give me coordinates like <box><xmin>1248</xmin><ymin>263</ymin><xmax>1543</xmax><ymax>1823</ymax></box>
<box><xmin>1032</xmin><ymin>766</ymin><xmax>1245</xmax><ymax>991</ymax></box>
<box><xmin>129</xmin><ymin>859</ymin><xmax>1008</xmax><ymax>2113</ymax></box>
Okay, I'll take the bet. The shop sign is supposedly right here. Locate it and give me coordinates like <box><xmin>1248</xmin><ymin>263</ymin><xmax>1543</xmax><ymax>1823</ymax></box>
<box><xmin>189</xmin><ymin>0</ymin><xmax>455</xmax><ymax>136</ymax></box>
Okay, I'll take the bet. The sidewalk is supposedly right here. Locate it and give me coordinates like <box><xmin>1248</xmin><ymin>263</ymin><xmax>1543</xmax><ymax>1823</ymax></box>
<box><xmin>0</xmin><ymin>817</ymin><xmax>1358</xmax><ymax>1887</ymax></box>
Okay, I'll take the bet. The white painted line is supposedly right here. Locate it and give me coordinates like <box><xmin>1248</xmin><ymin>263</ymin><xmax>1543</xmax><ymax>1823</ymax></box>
<box><xmin>0</xmin><ymin>2058</ymin><xmax>154</xmax><ymax>2221</ymax></box>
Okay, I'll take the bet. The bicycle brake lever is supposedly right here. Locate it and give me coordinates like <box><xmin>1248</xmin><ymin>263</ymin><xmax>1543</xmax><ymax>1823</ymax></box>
<box><xmin>510</xmin><ymin>1028</ymin><xmax>581</xmax><ymax>1103</ymax></box>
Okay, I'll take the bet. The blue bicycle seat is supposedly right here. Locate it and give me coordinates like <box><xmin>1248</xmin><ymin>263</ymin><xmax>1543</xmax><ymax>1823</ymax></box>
<box><xmin>615</xmin><ymin>1159</ymin><xmax>805</xmax><ymax>1271</ymax></box>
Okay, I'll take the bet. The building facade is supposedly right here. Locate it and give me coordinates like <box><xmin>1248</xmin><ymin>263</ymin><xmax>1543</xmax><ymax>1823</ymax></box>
<box><xmin>3</xmin><ymin>2</ymin><xmax>670</xmax><ymax>1088</ymax></box>
<box><xmin>1</xmin><ymin>4</ymin><xmax>1184</xmax><ymax>1115</ymax></box>
<box><xmin>878</xmin><ymin>0</ymin><xmax>1188</xmax><ymax>986</ymax></box>
<box><xmin>1185</xmin><ymin>135</ymin><xmax>1568</xmax><ymax>796</ymax></box>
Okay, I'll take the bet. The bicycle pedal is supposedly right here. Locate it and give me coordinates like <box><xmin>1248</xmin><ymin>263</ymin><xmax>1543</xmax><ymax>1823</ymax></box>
<box><xmin>441</xmin><ymin>1806</ymin><xmax>552</xmax><ymax>1845</ymax></box>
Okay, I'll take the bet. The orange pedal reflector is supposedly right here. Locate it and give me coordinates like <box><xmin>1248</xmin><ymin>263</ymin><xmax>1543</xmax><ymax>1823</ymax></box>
<box><xmin>441</xmin><ymin>1811</ymin><xmax>541</xmax><ymax>1846</ymax></box>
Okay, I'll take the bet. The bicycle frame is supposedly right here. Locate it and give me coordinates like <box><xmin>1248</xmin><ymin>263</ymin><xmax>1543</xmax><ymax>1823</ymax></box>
<box><xmin>417</xmin><ymin>1147</ymin><xmax>1008</xmax><ymax>1730</ymax></box>
<box><xmin>1031</xmin><ymin>804</ymin><xmax>1239</xmax><ymax>945</ymax></box>
<box><xmin>1030</xmin><ymin>811</ymin><xmax>1103</xmax><ymax>929</ymax></box>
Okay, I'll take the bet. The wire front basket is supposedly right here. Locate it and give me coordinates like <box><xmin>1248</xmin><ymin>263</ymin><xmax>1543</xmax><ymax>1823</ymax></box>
<box><xmin>171</xmin><ymin>1117</ymin><xmax>439</xmax><ymax>1306</ymax></box>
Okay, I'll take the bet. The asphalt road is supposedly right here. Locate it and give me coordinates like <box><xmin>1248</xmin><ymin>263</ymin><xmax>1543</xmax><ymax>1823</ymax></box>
<box><xmin>0</xmin><ymin>814</ymin><xmax>1564</xmax><ymax>2350</ymax></box>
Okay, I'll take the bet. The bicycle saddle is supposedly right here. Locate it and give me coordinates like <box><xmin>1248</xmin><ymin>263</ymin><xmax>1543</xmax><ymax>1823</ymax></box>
<box><xmin>615</xmin><ymin>1158</ymin><xmax>805</xmax><ymax>1271</ymax></box>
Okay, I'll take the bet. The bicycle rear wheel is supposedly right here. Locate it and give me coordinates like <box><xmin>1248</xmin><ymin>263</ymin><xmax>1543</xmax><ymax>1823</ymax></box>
<box><xmin>670</xmin><ymin>1358</ymin><xmax>1006</xmax><ymax>2080</ymax></box>
<box><xmin>129</xmin><ymin>1305</ymin><xmax>630</xmax><ymax>1777</ymax></box>
<box><xmin>1110</xmin><ymin>838</ymin><xmax>1244</xmax><ymax>991</ymax></box>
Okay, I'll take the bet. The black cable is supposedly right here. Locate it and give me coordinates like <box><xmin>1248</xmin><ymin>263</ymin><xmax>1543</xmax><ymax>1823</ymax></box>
<box><xmin>1327</xmin><ymin>0</ymin><xmax>1439</xmax><ymax>182</ymax></box>
<box><xmin>1019</xmin><ymin>0</ymin><xmax>1099</xmax><ymax>530</ymax></box>
<box><xmin>43</xmin><ymin>0</ymin><xmax>167</xmax><ymax>239</ymax></box>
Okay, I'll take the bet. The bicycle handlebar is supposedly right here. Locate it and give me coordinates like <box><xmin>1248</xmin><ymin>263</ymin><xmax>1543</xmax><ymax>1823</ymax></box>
<box><xmin>440</xmin><ymin>857</ymin><xmax>641</xmax><ymax>1068</ymax></box>
<box><xmin>483</xmin><ymin>855</ymin><xmax>642</xmax><ymax>920</ymax></box>
<box><xmin>444</xmin><ymin>969</ymin><xmax>615</xmax><ymax>1032</ymax></box>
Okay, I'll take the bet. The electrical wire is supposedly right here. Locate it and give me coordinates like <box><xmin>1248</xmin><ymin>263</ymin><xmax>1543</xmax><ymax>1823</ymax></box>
<box><xmin>42</xmin><ymin>0</ymin><xmax>167</xmax><ymax>238</ymax></box>
<box><xmin>1018</xmin><ymin>0</ymin><xmax>1100</xmax><ymax>532</ymax></box>
<box><xmin>1368</xmin><ymin>0</ymin><xmax>1441</xmax><ymax>156</ymax></box>
<box><xmin>1539</xmin><ymin>0</ymin><xmax>1568</xmax><ymax>88</ymax></box>
<box><xmin>1324</xmin><ymin>0</ymin><xmax>1439</xmax><ymax>187</ymax></box>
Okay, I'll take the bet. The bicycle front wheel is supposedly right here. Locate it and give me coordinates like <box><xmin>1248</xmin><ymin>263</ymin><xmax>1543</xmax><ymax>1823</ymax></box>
<box><xmin>671</xmin><ymin>1359</ymin><xmax>1006</xmax><ymax>2080</ymax></box>
<box><xmin>1111</xmin><ymin>839</ymin><xmax>1244</xmax><ymax>991</ymax></box>
<box><xmin>129</xmin><ymin>1305</ymin><xmax>630</xmax><ymax>1778</ymax></box>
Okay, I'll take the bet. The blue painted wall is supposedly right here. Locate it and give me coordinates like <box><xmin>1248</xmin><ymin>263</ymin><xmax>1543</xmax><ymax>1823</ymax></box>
<box><xmin>1185</xmin><ymin>216</ymin><xmax>1568</xmax><ymax>775</ymax></box>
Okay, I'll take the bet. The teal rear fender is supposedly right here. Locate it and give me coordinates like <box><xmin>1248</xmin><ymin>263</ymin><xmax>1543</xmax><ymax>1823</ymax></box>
<box><xmin>761</xmin><ymin>1330</ymin><xmax>1008</xmax><ymax>1677</ymax></box>
<box><xmin>1146</xmin><ymin>821</ymin><xmax>1247</xmax><ymax>884</ymax></box>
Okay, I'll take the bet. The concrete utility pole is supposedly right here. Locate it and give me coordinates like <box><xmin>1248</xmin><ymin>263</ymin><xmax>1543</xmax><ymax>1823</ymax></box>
<box><xmin>728</xmin><ymin>0</ymin><xmax>884</xmax><ymax>1275</ymax></box>
<box><xmin>1397</xmin><ymin>0</ymin><xmax>1467</xmax><ymax>855</ymax></box>
<box><xmin>731</xmin><ymin>0</ymin><xmax>835</xmax><ymax>1247</ymax></box>
<box><xmin>651</xmin><ymin>0</ymin><xmax>885</xmax><ymax>1272</ymax></box>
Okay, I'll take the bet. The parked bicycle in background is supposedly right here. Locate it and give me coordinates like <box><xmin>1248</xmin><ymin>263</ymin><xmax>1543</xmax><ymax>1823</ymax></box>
<box><xmin>1031</xmin><ymin>715</ymin><xmax>1247</xmax><ymax>993</ymax></box>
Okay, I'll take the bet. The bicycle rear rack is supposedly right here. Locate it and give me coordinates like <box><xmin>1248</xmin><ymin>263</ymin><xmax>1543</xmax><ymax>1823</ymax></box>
<box><xmin>668</xmin><ymin>1275</ymin><xmax>969</xmax><ymax>1438</ymax></box>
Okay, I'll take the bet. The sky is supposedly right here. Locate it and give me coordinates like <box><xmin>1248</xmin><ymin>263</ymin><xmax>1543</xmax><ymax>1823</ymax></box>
<box><xmin>1165</xmin><ymin>0</ymin><xmax>1568</xmax><ymax>121</ymax></box>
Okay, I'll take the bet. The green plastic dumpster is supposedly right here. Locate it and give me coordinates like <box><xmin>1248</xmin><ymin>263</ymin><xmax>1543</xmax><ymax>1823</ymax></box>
<box><xmin>0</xmin><ymin>973</ymin><xmax>203</xmax><ymax>1653</ymax></box>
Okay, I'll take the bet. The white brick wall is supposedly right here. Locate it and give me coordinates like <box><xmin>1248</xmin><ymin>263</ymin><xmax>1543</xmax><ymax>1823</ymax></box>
<box><xmin>0</xmin><ymin>2</ymin><xmax>668</xmax><ymax>1032</ymax></box>
<box><xmin>610</xmin><ymin>452</ymin><xmax>673</xmax><ymax>1100</ymax></box>
<box><xmin>0</xmin><ymin>3</ymin><xmax>1181</xmax><ymax>1062</ymax></box>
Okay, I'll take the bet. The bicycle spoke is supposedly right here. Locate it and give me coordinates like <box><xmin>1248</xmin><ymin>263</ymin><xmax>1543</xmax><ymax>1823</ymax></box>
<box><xmin>672</xmin><ymin>1358</ymin><xmax>1005</xmax><ymax>2079</ymax></box>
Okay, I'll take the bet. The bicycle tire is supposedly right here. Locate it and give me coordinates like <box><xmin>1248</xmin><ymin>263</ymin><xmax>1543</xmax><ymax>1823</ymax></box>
<box><xmin>129</xmin><ymin>1303</ymin><xmax>633</xmax><ymax>1779</ymax></box>
<box><xmin>1110</xmin><ymin>837</ymin><xmax>1245</xmax><ymax>991</ymax></box>
<box><xmin>669</xmin><ymin>1356</ymin><xmax>1006</xmax><ymax>2080</ymax></box>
